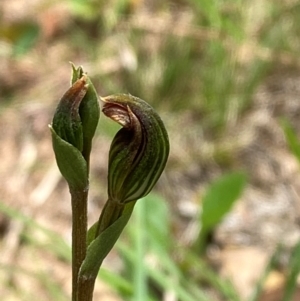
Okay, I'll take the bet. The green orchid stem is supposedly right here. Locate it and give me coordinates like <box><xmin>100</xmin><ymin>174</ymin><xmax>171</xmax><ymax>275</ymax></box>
<box><xmin>96</xmin><ymin>199</ymin><xmax>126</xmax><ymax>236</ymax></box>
<box><xmin>70</xmin><ymin>188</ymin><xmax>89</xmax><ymax>301</ymax></box>
<box><xmin>76</xmin><ymin>277</ymin><xmax>94</xmax><ymax>301</ymax></box>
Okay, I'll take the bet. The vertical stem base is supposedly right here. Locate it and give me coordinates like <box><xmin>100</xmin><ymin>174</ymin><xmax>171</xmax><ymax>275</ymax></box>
<box><xmin>71</xmin><ymin>188</ymin><xmax>88</xmax><ymax>301</ymax></box>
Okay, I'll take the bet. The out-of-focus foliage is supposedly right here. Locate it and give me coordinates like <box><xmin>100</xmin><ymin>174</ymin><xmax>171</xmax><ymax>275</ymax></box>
<box><xmin>197</xmin><ymin>171</ymin><xmax>247</xmax><ymax>252</ymax></box>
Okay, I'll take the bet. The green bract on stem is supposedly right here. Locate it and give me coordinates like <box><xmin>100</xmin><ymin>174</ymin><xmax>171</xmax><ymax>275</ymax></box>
<box><xmin>50</xmin><ymin>65</ymin><xmax>100</xmax><ymax>189</ymax></box>
<box><xmin>50</xmin><ymin>76</ymin><xmax>89</xmax><ymax>191</ymax></box>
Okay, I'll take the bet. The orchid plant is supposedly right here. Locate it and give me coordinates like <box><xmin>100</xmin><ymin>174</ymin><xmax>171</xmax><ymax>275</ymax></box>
<box><xmin>49</xmin><ymin>64</ymin><xmax>169</xmax><ymax>301</ymax></box>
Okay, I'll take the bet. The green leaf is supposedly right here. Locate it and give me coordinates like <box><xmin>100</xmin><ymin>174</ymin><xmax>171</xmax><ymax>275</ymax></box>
<box><xmin>50</xmin><ymin>125</ymin><xmax>88</xmax><ymax>190</ymax></box>
<box><xmin>282</xmin><ymin>241</ymin><xmax>300</xmax><ymax>301</ymax></box>
<box><xmin>201</xmin><ymin>172</ymin><xmax>247</xmax><ymax>232</ymax></box>
<box><xmin>79</xmin><ymin>202</ymin><xmax>135</xmax><ymax>280</ymax></box>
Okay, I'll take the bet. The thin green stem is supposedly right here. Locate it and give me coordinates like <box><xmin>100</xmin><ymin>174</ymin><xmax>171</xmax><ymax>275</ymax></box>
<box><xmin>96</xmin><ymin>199</ymin><xmax>125</xmax><ymax>237</ymax></box>
<box><xmin>70</xmin><ymin>188</ymin><xmax>89</xmax><ymax>301</ymax></box>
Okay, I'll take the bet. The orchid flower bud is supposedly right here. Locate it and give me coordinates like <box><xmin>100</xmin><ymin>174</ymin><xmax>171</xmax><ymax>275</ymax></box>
<box><xmin>102</xmin><ymin>94</ymin><xmax>170</xmax><ymax>203</ymax></box>
<box><xmin>50</xmin><ymin>65</ymin><xmax>100</xmax><ymax>190</ymax></box>
<box><xmin>52</xmin><ymin>75</ymin><xmax>87</xmax><ymax>152</ymax></box>
<box><xmin>71</xmin><ymin>64</ymin><xmax>100</xmax><ymax>164</ymax></box>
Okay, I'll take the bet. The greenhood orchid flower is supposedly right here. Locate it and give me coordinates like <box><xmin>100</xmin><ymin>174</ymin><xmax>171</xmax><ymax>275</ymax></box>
<box><xmin>102</xmin><ymin>93</ymin><xmax>170</xmax><ymax>203</ymax></box>
<box><xmin>95</xmin><ymin>94</ymin><xmax>169</xmax><ymax>235</ymax></box>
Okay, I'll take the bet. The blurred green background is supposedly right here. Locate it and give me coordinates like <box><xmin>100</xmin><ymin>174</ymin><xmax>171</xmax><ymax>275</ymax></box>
<box><xmin>1</xmin><ymin>0</ymin><xmax>300</xmax><ymax>300</ymax></box>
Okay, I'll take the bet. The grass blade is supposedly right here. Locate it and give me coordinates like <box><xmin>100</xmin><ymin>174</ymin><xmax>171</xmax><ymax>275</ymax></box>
<box><xmin>282</xmin><ymin>241</ymin><xmax>300</xmax><ymax>301</ymax></box>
